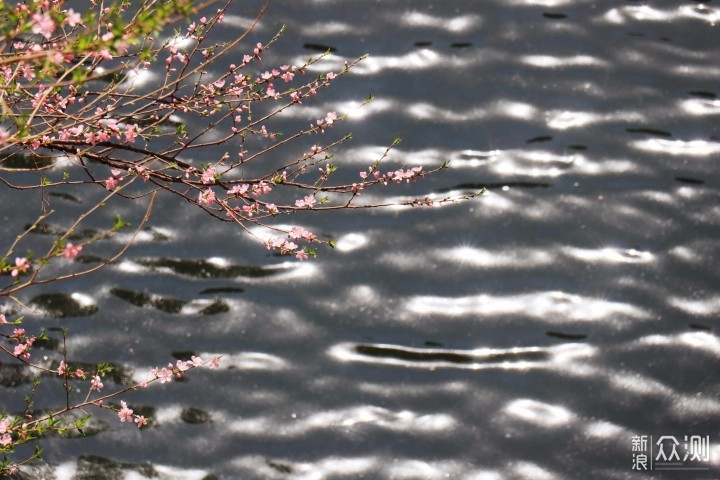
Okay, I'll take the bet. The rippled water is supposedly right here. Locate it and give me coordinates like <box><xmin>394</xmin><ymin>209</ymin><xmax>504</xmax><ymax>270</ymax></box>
<box><xmin>4</xmin><ymin>0</ymin><xmax>720</xmax><ymax>478</ymax></box>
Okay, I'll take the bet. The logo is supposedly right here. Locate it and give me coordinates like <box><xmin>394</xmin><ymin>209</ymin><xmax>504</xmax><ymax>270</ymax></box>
<box><xmin>632</xmin><ymin>435</ymin><xmax>711</xmax><ymax>471</ymax></box>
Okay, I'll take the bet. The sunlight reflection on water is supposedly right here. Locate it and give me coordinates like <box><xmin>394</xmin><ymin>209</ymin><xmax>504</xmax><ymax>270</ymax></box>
<box><xmin>9</xmin><ymin>0</ymin><xmax>720</xmax><ymax>477</ymax></box>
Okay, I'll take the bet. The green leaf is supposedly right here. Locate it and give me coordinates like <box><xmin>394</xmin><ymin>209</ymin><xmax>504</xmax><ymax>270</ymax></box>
<box><xmin>113</xmin><ymin>215</ymin><xmax>130</xmax><ymax>230</ymax></box>
<box><xmin>328</xmin><ymin>240</ymin><xmax>336</xmax><ymax>249</ymax></box>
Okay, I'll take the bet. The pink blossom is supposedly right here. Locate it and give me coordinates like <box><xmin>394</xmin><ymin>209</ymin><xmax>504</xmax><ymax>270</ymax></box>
<box><xmin>176</xmin><ymin>360</ymin><xmax>189</xmax><ymax>372</ymax></box>
<box><xmin>295</xmin><ymin>249</ymin><xmax>309</xmax><ymax>261</ymax></box>
<box><xmin>134</xmin><ymin>416</ymin><xmax>148</xmax><ymax>428</ymax></box>
<box><xmin>209</xmin><ymin>356</ymin><xmax>220</xmax><ymax>369</ymax></box>
<box><xmin>13</xmin><ymin>344</ymin><xmax>26</xmax><ymax>357</ymax></box>
<box><xmin>118</xmin><ymin>401</ymin><xmax>133</xmax><ymax>423</ymax></box>
<box><xmin>266</xmin><ymin>203</ymin><xmax>278</xmax><ymax>214</ymax></box>
<box><xmin>295</xmin><ymin>195</ymin><xmax>316</xmax><ymax>208</ymax></box>
<box><xmin>105</xmin><ymin>176</ymin><xmax>119</xmax><ymax>190</ymax></box>
<box><xmin>290</xmin><ymin>91</ymin><xmax>301</xmax><ymax>103</ymax></box>
<box><xmin>242</xmin><ymin>204</ymin><xmax>256</xmax><ymax>217</ymax></box>
<box><xmin>266</xmin><ymin>84</ymin><xmax>278</xmax><ymax>99</ymax></box>
<box><xmin>0</xmin><ymin>435</ymin><xmax>11</xmax><ymax>447</ymax></box>
<box><xmin>201</xmin><ymin>167</ymin><xmax>217</xmax><ymax>185</ymax></box>
<box><xmin>326</xmin><ymin>72</ymin><xmax>337</xmax><ymax>80</ymax></box>
<box><xmin>0</xmin><ymin>314</ymin><xmax>6</xmax><ymax>324</ymax></box>
<box><xmin>289</xmin><ymin>227</ymin><xmax>308</xmax><ymax>240</ymax></box>
<box><xmin>282</xmin><ymin>71</ymin><xmax>294</xmax><ymax>82</ymax></box>
<box><xmin>65</xmin><ymin>9</ymin><xmax>82</xmax><ymax>27</ymax></box>
<box><xmin>11</xmin><ymin>257</ymin><xmax>29</xmax><ymax>277</ymax></box>
<box><xmin>190</xmin><ymin>355</ymin><xmax>203</xmax><ymax>366</ymax></box>
<box><xmin>125</xmin><ymin>124</ymin><xmax>139</xmax><ymax>143</ymax></box>
<box><xmin>57</xmin><ymin>360</ymin><xmax>66</xmax><ymax>375</ymax></box>
<box><xmin>252</xmin><ymin>181</ymin><xmax>271</xmax><ymax>196</ymax></box>
<box><xmin>21</xmin><ymin>64</ymin><xmax>35</xmax><ymax>81</ymax></box>
<box><xmin>325</xmin><ymin>112</ymin><xmax>338</xmax><ymax>125</ymax></box>
<box><xmin>96</xmin><ymin>49</ymin><xmax>113</xmax><ymax>60</ymax></box>
<box><xmin>90</xmin><ymin>375</ymin><xmax>103</xmax><ymax>392</ymax></box>
<box><xmin>198</xmin><ymin>188</ymin><xmax>217</xmax><ymax>206</ymax></box>
<box><xmin>62</xmin><ymin>242</ymin><xmax>82</xmax><ymax>260</ymax></box>
<box><xmin>31</xmin><ymin>13</ymin><xmax>55</xmax><ymax>39</ymax></box>
<box><xmin>0</xmin><ymin>419</ymin><xmax>9</xmax><ymax>434</ymax></box>
<box><xmin>135</xmin><ymin>165</ymin><xmax>150</xmax><ymax>181</ymax></box>
<box><xmin>228</xmin><ymin>184</ymin><xmax>249</xmax><ymax>196</ymax></box>
<box><xmin>1</xmin><ymin>66</ymin><xmax>12</xmax><ymax>83</ymax></box>
<box><xmin>75</xmin><ymin>369</ymin><xmax>85</xmax><ymax>378</ymax></box>
<box><xmin>159</xmin><ymin>367</ymin><xmax>173</xmax><ymax>383</ymax></box>
<box><xmin>0</xmin><ymin>127</ymin><xmax>9</xmax><ymax>144</ymax></box>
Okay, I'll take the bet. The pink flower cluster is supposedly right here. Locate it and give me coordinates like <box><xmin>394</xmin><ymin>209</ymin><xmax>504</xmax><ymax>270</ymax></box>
<box><xmin>145</xmin><ymin>355</ymin><xmax>219</xmax><ymax>388</ymax></box>
<box><xmin>198</xmin><ymin>188</ymin><xmax>217</xmax><ymax>206</ymax></box>
<box><xmin>386</xmin><ymin>166</ymin><xmax>424</xmax><ymax>183</ymax></box>
<box><xmin>266</xmin><ymin>226</ymin><xmax>316</xmax><ymax>260</ymax></box>
<box><xmin>61</xmin><ymin>242</ymin><xmax>82</xmax><ymax>260</ymax></box>
<box><xmin>0</xmin><ymin>418</ymin><xmax>11</xmax><ymax>447</ymax></box>
<box><xmin>105</xmin><ymin>168</ymin><xmax>123</xmax><ymax>190</ymax></box>
<box><xmin>201</xmin><ymin>166</ymin><xmax>217</xmax><ymax>185</ymax></box>
<box><xmin>11</xmin><ymin>328</ymin><xmax>35</xmax><ymax>361</ymax></box>
<box><xmin>295</xmin><ymin>194</ymin><xmax>316</xmax><ymax>208</ymax></box>
<box><xmin>10</xmin><ymin>257</ymin><xmax>29</xmax><ymax>277</ymax></box>
<box><xmin>31</xmin><ymin>12</ymin><xmax>55</xmax><ymax>39</ymax></box>
<box><xmin>313</xmin><ymin>112</ymin><xmax>338</xmax><ymax>132</ymax></box>
<box><xmin>117</xmin><ymin>400</ymin><xmax>147</xmax><ymax>428</ymax></box>
<box><xmin>220</xmin><ymin>180</ymin><xmax>277</xmax><ymax>218</ymax></box>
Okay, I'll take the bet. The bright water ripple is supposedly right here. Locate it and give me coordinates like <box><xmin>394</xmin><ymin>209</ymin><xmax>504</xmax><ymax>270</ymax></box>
<box><xmin>2</xmin><ymin>0</ymin><xmax>720</xmax><ymax>478</ymax></box>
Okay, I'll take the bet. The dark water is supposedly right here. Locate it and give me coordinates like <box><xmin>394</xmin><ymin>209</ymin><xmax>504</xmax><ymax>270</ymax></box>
<box><xmin>3</xmin><ymin>0</ymin><xmax>720</xmax><ymax>478</ymax></box>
